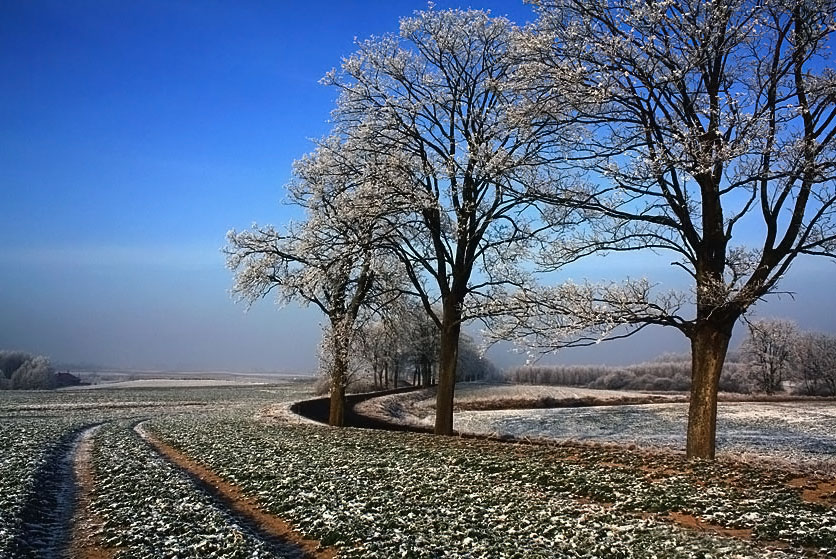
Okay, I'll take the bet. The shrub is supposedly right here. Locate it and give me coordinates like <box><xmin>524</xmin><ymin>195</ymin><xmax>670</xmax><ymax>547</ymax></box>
<box><xmin>0</xmin><ymin>350</ymin><xmax>74</xmax><ymax>390</ymax></box>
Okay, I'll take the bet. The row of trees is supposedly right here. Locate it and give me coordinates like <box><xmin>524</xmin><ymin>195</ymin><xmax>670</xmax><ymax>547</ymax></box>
<box><xmin>319</xmin><ymin>313</ymin><xmax>502</xmax><ymax>395</ymax></box>
<box><xmin>507</xmin><ymin>354</ymin><xmax>752</xmax><ymax>393</ymax></box>
<box><xmin>227</xmin><ymin>1</ymin><xmax>836</xmax><ymax>458</ymax></box>
<box><xmin>509</xmin><ymin>320</ymin><xmax>836</xmax><ymax>396</ymax></box>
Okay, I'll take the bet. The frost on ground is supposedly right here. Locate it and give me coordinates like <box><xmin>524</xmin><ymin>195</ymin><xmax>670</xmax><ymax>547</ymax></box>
<box><xmin>150</xmin><ymin>414</ymin><xmax>834</xmax><ymax>558</ymax></box>
<box><xmin>357</xmin><ymin>383</ymin><xmax>836</xmax><ymax>470</ymax></box>
<box><xmin>89</xmin><ymin>421</ymin><xmax>310</xmax><ymax>558</ymax></box>
<box><xmin>353</xmin><ymin>383</ymin><xmax>681</xmax><ymax>429</ymax></box>
<box><xmin>454</xmin><ymin>401</ymin><xmax>836</xmax><ymax>468</ymax></box>
<box><xmin>0</xmin><ymin>383</ymin><xmax>313</xmax><ymax>558</ymax></box>
<box><xmin>2</xmin><ymin>384</ymin><xmax>834</xmax><ymax>559</ymax></box>
<box><xmin>0</xmin><ymin>417</ymin><xmax>91</xmax><ymax>556</ymax></box>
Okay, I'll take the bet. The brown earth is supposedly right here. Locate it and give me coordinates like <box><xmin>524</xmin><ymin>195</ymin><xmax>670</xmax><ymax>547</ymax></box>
<box><xmin>69</xmin><ymin>425</ymin><xmax>119</xmax><ymax>559</ymax></box>
<box><xmin>787</xmin><ymin>477</ymin><xmax>836</xmax><ymax>506</ymax></box>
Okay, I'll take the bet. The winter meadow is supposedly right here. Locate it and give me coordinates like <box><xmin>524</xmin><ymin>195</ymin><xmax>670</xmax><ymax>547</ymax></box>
<box><xmin>3</xmin><ymin>1</ymin><xmax>836</xmax><ymax>557</ymax></box>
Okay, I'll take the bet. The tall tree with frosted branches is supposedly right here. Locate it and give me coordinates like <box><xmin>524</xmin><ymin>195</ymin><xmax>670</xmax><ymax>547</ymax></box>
<box><xmin>323</xmin><ymin>7</ymin><xmax>581</xmax><ymax>435</ymax></box>
<box><xmin>514</xmin><ymin>0</ymin><xmax>836</xmax><ymax>457</ymax></box>
<box><xmin>224</xmin><ymin>136</ymin><xmax>399</xmax><ymax>426</ymax></box>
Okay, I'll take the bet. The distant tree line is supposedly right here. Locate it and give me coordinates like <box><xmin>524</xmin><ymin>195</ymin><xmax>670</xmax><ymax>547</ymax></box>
<box><xmin>506</xmin><ymin>353</ymin><xmax>751</xmax><ymax>394</ymax></box>
<box><xmin>0</xmin><ymin>351</ymin><xmax>81</xmax><ymax>390</ymax></box>
<box><xmin>507</xmin><ymin>321</ymin><xmax>836</xmax><ymax>397</ymax></box>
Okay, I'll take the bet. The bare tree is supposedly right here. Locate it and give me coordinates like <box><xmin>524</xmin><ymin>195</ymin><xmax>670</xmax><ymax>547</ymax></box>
<box><xmin>225</xmin><ymin>137</ymin><xmax>397</xmax><ymax>426</ymax></box>
<box><xmin>740</xmin><ymin>318</ymin><xmax>798</xmax><ymax>393</ymax></box>
<box><xmin>515</xmin><ymin>0</ymin><xmax>836</xmax><ymax>458</ymax></box>
<box><xmin>324</xmin><ymin>8</ymin><xmax>579</xmax><ymax>435</ymax></box>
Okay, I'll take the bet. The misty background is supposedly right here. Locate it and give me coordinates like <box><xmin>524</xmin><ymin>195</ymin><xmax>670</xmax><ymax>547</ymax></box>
<box><xmin>2</xmin><ymin>1</ymin><xmax>835</xmax><ymax>373</ymax></box>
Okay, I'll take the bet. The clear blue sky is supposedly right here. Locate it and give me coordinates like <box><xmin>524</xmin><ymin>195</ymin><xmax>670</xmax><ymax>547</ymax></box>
<box><xmin>1</xmin><ymin>1</ymin><xmax>834</xmax><ymax>372</ymax></box>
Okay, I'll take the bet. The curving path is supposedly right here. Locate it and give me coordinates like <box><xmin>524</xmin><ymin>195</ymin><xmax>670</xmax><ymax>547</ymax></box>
<box><xmin>289</xmin><ymin>386</ymin><xmax>432</xmax><ymax>433</ymax></box>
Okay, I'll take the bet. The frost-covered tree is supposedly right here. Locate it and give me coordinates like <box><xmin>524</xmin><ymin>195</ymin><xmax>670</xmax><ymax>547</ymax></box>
<box><xmin>11</xmin><ymin>355</ymin><xmax>57</xmax><ymax>390</ymax></box>
<box><xmin>323</xmin><ymin>8</ymin><xmax>580</xmax><ymax>435</ymax></box>
<box><xmin>740</xmin><ymin>318</ymin><xmax>799</xmax><ymax>393</ymax></box>
<box><xmin>357</xmin><ymin>299</ymin><xmax>443</xmax><ymax>389</ymax></box>
<box><xmin>0</xmin><ymin>350</ymin><xmax>29</xmax><ymax>381</ymax></box>
<box><xmin>225</xmin><ymin>137</ymin><xmax>399</xmax><ymax>426</ymax></box>
<box><xmin>0</xmin><ymin>350</ymin><xmax>59</xmax><ymax>390</ymax></box>
<box><xmin>795</xmin><ymin>330</ymin><xmax>836</xmax><ymax>395</ymax></box>
<box><xmin>456</xmin><ymin>334</ymin><xmax>501</xmax><ymax>382</ymax></box>
<box><xmin>513</xmin><ymin>0</ymin><xmax>836</xmax><ymax>458</ymax></box>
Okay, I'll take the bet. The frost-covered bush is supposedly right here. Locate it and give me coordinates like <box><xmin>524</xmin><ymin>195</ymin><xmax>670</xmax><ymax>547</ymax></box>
<box><xmin>506</xmin><ymin>364</ymin><xmax>613</xmax><ymax>386</ymax></box>
<box><xmin>0</xmin><ymin>351</ymin><xmax>30</xmax><ymax>381</ymax></box>
<box><xmin>0</xmin><ymin>351</ymin><xmax>68</xmax><ymax>390</ymax></box>
<box><xmin>11</xmin><ymin>356</ymin><xmax>57</xmax><ymax>390</ymax></box>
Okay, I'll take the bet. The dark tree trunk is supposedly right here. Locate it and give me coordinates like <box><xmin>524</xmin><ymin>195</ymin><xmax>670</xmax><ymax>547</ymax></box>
<box><xmin>434</xmin><ymin>301</ymin><xmax>462</xmax><ymax>435</ymax></box>
<box><xmin>686</xmin><ymin>318</ymin><xmax>735</xmax><ymax>459</ymax></box>
<box><xmin>328</xmin><ymin>346</ymin><xmax>348</xmax><ymax>427</ymax></box>
<box><xmin>329</xmin><ymin>381</ymin><xmax>346</xmax><ymax>427</ymax></box>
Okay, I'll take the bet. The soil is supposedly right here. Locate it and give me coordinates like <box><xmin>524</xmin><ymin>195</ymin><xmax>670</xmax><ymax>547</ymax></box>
<box><xmin>787</xmin><ymin>477</ymin><xmax>836</xmax><ymax>506</ymax></box>
<box><xmin>135</xmin><ymin>422</ymin><xmax>336</xmax><ymax>559</ymax></box>
<box><xmin>69</xmin><ymin>424</ymin><xmax>118</xmax><ymax>559</ymax></box>
<box><xmin>667</xmin><ymin>511</ymin><xmax>754</xmax><ymax>539</ymax></box>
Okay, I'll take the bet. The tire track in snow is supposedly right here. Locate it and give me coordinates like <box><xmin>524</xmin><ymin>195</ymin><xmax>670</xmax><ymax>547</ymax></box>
<box><xmin>10</xmin><ymin>423</ymin><xmax>103</xmax><ymax>558</ymax></box>
<box><xmin>134</xmin><ymin>421</ymin><xmax>335</xmax><ymax>559</ymax></box>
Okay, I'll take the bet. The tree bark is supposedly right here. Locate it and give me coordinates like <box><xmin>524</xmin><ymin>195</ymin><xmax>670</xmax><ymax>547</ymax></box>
<box><xmin>686</xmin><ymin>319</ymin><xmax>734</xmax><ymax>459</ymax></box>
<box><xmin>434</xmin><ymin>301</ymin><xmax>462</xmax><ymax>435</ymax></box>
<box><xmin>328</xmin><ymin>348</ymin><xmax>348</xmax><ymax>427</ymax></box>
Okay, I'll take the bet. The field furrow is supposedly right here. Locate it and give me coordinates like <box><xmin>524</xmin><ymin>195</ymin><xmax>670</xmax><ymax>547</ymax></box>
<box><xmin>86</xmin><ymin>420</ymin><xmax>307</xmax><ymax>558</ymax></box>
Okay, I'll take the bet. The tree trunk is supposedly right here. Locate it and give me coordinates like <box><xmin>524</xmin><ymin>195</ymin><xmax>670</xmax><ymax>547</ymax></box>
<box><xmin>434</xmin><ymin>302</ymin><xmax>462</xmax><ymax>435</ymax></box>
<box><xmin>329</xmin><ymin>383</ymin><xmax>345</xmax><ymax>427</ymax></box>
<box><xmin>686</xmin><ymin>320</ymin><xmax>734</xmax><ymax>459</ymax></box>
<box><xmin>328</xmin><ymin>348</ymin><xmax>348</xmax><ymax>427</ymax></box>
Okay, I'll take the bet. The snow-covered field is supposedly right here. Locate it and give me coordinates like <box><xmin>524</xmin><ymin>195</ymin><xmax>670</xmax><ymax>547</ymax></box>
<box><xmin>455</xmin><ymin>401</ymin><xmax>836</xmax><ymax>467</ymax></box>
<box><xmin>357</xmin><ymin>383</ymin><xmax>836</xmax><ymax>468</ymax></box>
<box><xmin>151</xmin><ymin>413</ymin><xmax>835</xmax><ymax>558</ymax></box>
<box><xmin>354</xmin><ymin>383</ymin><xmax>681</xmax><ymax>427</ymax></box>
<box><xmin>66</xmin><ymin>378</ymin><xmax>269</xmax><ymax>390</ymax></box>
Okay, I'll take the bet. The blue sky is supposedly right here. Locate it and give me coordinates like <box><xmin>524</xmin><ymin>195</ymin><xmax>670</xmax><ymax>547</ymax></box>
<box><xmin>1</xmin><ymin>1</ymin><xmax>834</xmax><ymax>372</ymax></box>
